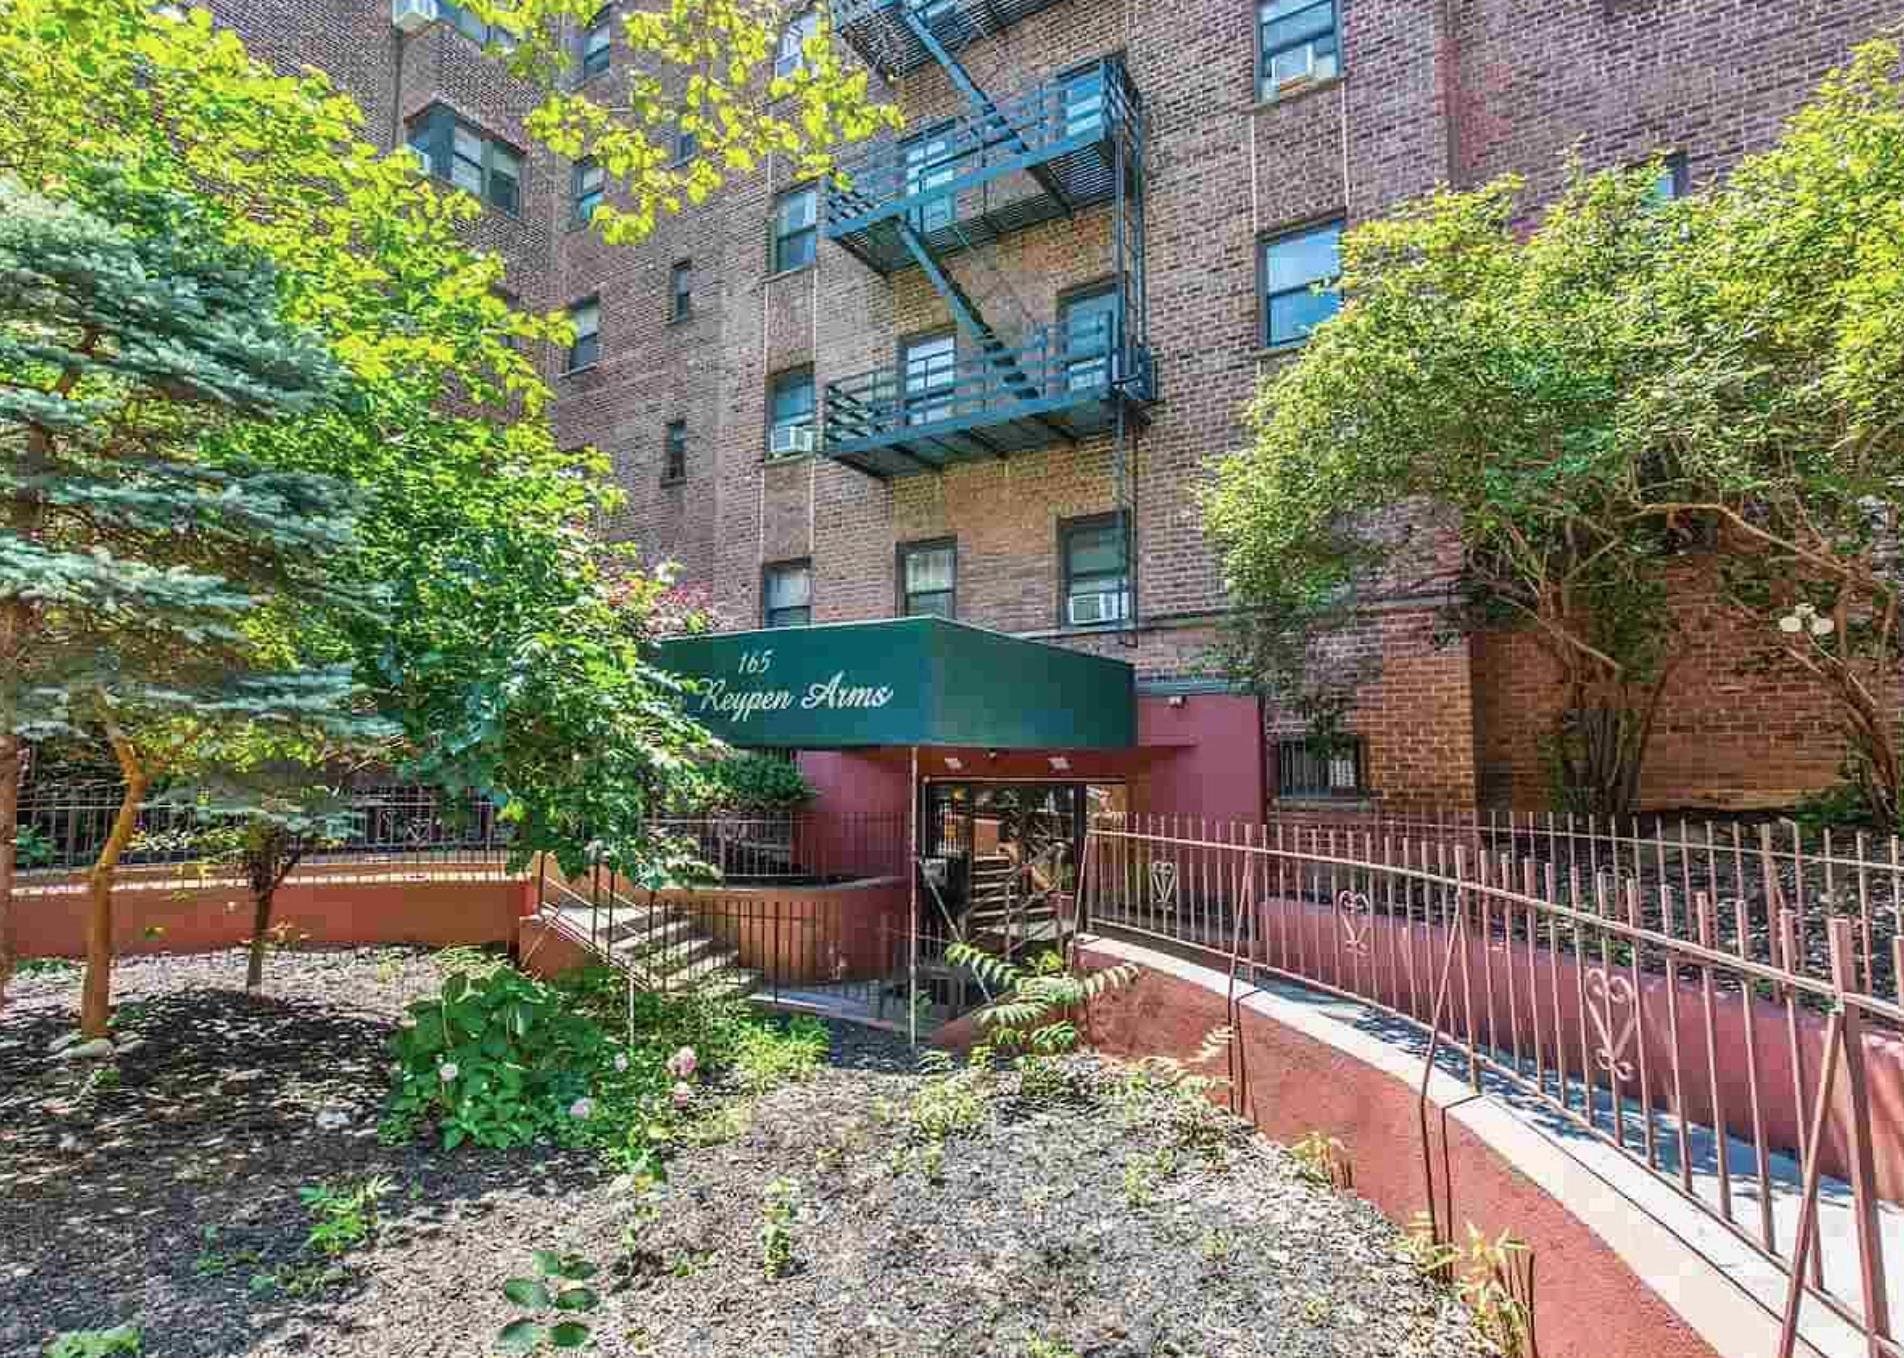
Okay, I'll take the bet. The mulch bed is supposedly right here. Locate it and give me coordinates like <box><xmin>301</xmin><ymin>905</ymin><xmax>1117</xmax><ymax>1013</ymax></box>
<box><xmin>1</xmin><ymin>951</ymin><xmax>1481</xmax><ymax>1358</ymax></box>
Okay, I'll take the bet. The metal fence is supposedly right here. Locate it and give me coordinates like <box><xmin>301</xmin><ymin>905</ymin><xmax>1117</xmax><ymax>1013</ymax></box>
<box><xmin>1080</xmin><ymin>812</ymin><xmax>1904</xmax><ymax>1358</ymax></box>
<box><xmin>532</xmin><ymin>861</ymin><xmax>987</xmax><ymax>1035</ymax></box>
<box><xmin>643</xmin><ymin>811</ymin><xmax>909</xmax><ymax>883</ymax></box>
<box><xmin>15</xmin><ymin>782</ymin><xmax>513</xmax><ymax>873</ymax></box>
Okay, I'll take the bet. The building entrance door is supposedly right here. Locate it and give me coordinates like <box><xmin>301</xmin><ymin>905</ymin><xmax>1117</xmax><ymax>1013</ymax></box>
<box><xmin>920</xmin><ymin>782</ymin><xmax>1089</xmax><ymax>941</ymax></box>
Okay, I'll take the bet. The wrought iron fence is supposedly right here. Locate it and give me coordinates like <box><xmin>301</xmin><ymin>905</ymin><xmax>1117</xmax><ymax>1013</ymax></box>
<box><xmin>14</xmin><ymin>782</ymin><xmax>512</xmax><ymax>873</ymax></box>
<box><xmin>1254</xmin><ymin>804</ymin><xmax>1904</xmax><ymax>1001</ymax></box>
<box><xmin>532</xmin><ymin>859</ymin><xmax>985</xmax><ymax>1035</ymax></box>
<box><xmin>642</xmin><ymin>811</ymin><xmax>909</xmax><ymax>884</ymax></box>
<box><xmin>1079</xmin><ymin>812</ymin><xmax>1904</xmax><ymax>1356</ymax></box>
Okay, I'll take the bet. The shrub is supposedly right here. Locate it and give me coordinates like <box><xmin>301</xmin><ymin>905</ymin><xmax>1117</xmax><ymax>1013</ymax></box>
<box><xmin>385</xmin><ymin>967</ymin><xmax>618</xmax><ymax>1151</ymax></box>
<box><xmin>681</xmin><ymin>753</ymin><xmax>813</xmax><ymax>813</ymax></box>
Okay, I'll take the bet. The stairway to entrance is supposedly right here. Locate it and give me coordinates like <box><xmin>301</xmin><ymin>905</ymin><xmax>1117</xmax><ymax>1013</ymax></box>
<box><xmin>536</xmin><ymin>882</ymin><xmax>761</xmax><ymax>1000</ymax></box>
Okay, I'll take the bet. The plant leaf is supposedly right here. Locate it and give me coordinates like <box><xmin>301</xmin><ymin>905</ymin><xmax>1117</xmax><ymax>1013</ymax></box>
<box><xmin>503</xmin><ymin>1278</ymin><xmax>552</xmax><ymax>1309</ymax></box>
<box><xmin>496</xmin><ymin>1319</ymin><xmax>545</xmax><ymax>1352</ymax></box>
<box><xmin>553</xmin><ymin>1285</ymin><xmax>598</xmax><ymax>1311</ymax></box>
<box><xmin>549</xmin><ymin>1321</ymin><xmax>593</xmax><ymax>1348</ymax></box>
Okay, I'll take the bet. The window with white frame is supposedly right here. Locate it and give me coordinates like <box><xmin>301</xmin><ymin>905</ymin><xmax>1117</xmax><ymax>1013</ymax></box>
<box><xmin>1258</xmin><ymin>0</ymin><xmax>1338</xmax><ymax>98</ymax></box>
<box><xmin>1061</xmin><ymin>286</ymin><xmax>1118</xmax><ymax>392</ymax></box>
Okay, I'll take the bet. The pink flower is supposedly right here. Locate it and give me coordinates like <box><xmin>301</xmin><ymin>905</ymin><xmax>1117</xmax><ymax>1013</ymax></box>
<box><xmin>666</xmin><ymin>1046</ymin><xmax>698</xmax><ymax>1080</ymax></box>
<box><xmin>671</xmin><ymin>1081</ymin><xmax>694</xmax><ymax>1109</ymax></box>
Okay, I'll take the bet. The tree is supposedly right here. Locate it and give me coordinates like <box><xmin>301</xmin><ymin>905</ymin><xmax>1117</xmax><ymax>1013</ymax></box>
<box><xmin>0</xmin><ymin>175</ymin><xmax>372</xmax><ymax>1033</ymax></box>
<box><xmin>1211</xmin><ymin>38</ymin><xmax>1904</xmax><ymax>822</ymax></box>
<box><xmin>1625</xmin><ymin>40</ymin><xmax>1904</xmax><ymax>827</ymax></box>
<box><xmin>1</xmin><ymin>0</ymin><xmax>877</xmax><ymax>1009</ymax></box>
<box><xmin>1207</xmin><ymin>167</ymin><xmax>1684</xmax><ymax>814</ymax></box>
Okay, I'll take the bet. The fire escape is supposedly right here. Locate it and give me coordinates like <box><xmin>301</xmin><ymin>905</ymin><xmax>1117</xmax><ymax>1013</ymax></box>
<box><xmin>821</xmin><ymin>0</ymin><xmax>1153</xmax><ymax>479</ymax></box>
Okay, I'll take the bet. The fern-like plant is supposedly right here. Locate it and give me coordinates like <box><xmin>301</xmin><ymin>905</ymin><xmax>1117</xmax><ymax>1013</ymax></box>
<box><xmin>945</xmin><ymin>944</ymin><xmax>1140</xmax><ymax>1056</ymax></box>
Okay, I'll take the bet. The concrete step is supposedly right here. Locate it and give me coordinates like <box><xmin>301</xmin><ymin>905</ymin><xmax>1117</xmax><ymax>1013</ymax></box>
<box><xmin>636</xmin><ymin>933</ymin><xmax>724</xmax><ymax>976</ymax></box>
<box><xmin>658</xmin><ymin>946</ymin><xmax>745</xmax><ymax>986</ymax></box>
<box><xmin>607</xmin><ymin>915</ymin><xmax>699</xmax><ymax>958</ymax></box>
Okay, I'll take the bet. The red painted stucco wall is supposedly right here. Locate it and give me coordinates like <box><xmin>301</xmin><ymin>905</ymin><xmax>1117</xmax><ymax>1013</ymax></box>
<box><xmin>14</xmin><ymin>866</ymin><xmax>531</xmax><ymax>958</ymax></box>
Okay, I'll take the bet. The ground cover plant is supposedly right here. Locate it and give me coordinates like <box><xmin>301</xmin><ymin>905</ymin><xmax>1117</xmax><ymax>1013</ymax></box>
<box><xmin>0</xmin><ymin>947</ymin><xmax>1489</xmax><ymax>1356</ymax></box>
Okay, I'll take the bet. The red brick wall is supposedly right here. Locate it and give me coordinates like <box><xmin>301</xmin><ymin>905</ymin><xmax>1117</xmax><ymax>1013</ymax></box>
<box><xmin>211</xmin><ymin>0</ymin><xmax>1904</xmax><ymax>813</ymax></box>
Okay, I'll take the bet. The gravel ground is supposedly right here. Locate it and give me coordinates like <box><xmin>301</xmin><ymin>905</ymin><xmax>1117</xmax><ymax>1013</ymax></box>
<box><xmin>1</xmin><ymin>951</ymin><xmax>1483</xmax><ymax>1358</ymax></box>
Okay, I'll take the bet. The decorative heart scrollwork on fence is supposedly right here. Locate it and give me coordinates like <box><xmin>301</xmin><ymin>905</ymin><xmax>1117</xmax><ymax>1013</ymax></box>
<box><xmin>1336</xmin><ymin>889</ymin><xmax>1373</xmax><ymax>956</ymax></box>
<box><xmin>1148</xmin><ymin>859</ymin><xmax>1179</xmax><ymax>912</ymax></box>
<box><xmin>715</xmin><ymin>814</ymin><xmax>749</xmax><ymax>845</ymax></box>
<box><xmin>1584</xmin><ymin>967</ymin><xmax>1638</xmax><ymax>1083</ymax></box>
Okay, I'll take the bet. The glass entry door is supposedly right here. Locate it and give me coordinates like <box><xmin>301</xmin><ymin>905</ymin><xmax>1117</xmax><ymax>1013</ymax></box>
<box><xmin>919</xmin><ymin>782</ymin><xmax>1088</xmax><ymax>928</ymax></box>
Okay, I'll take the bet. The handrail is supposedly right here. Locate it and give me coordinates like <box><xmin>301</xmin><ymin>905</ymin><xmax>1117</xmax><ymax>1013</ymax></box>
<box><xmin>824</xmin><ymin>57</ymin><xmax>1139</xmax><ymax>228</ymax></box>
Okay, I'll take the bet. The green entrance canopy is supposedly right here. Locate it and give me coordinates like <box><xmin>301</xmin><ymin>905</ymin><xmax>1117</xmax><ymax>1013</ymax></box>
<box><xmin>656</xmin><ymin>616</ymin><xmax>1135</xmax><ymax>750</ymax></box>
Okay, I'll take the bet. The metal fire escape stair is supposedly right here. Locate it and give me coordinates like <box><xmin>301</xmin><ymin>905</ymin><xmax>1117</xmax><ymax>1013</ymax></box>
<box><xmin>893</xmin><ymin>0</ymin><xmax>1042</xmax><ymax>415</ymax></box>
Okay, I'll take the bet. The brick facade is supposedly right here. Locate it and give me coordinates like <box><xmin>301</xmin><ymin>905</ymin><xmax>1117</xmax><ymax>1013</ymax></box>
<box><xmin>217</xmin><ymin>0</ymin><xmax>1904</xmax><ymax>813</ymax></box>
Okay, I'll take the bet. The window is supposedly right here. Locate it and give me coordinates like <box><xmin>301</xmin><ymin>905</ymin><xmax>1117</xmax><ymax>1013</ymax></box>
<box><xmin>770</xmin><ymin>185</ymin><xmax>818</xmax><ymax>273</ymax></box>
<box><xmin>572</xmin><ymin>159</ymin><xmax>605</xmax><ymax>224</ymax></box>
<box><xmin>407</xmin><ymin>107</ymin><xmax>521</xmax><ymax>213</ymax></box>
<box><xmin>671</xmin><ymin>125</ymin><xmax>699</xmax><ymax>164</ymax></box>
<box><xmin>581</xmin><ymin>8</ymin><xmax>613</xmax><ymax>77</ymax></box>
<box><xmin>775</xmin><ymin>8</ymin><xmax>818</xmax><ymax>79</ymax></box>
<box><xmin>438</xmin><ymin>0</ymin><xmax>516</xmax><ymax>48</ymax></box>
<box><xmin>1059</xmin><ymin>63</ymin><xmax>1106</xmax><ymax>141</ymax></box>
<box><xmin>903</xmin><ymin>126</ymin><xmax>957</xmax><ymax>234</ymax></box>
<box><xmin>662</xmin><ymin>420</ymin><xmax>687</xmax><ymax>483</ymax></box>
<box><xmin>899</xmin><ymin>540</ymin><xmax>956</xmax><ymax>618</ymax></box>
<box><xmin>565</xmin><ymin>297</ymin><xmax>600</xmax><ymax>372</ymax></box>
<box><xmin>669</xmin><ymin>259</ymin><xmax>693</xmax><ymax>321</ymax></box>
<box><xmin>903</xmin><ymin>332</ymin><xmax>957</xmax><ymax>426</ymax></box>
<box><xmin>1653</xmin><ymin>151</ymin><xmax>1690</xmax><ymax>201</ymax></box>
<box><xmin>768</xmin><ymin>368</ymin><xmax>816</xmax><ymax>457</ymax></box>
<box><xmin>1060</xmin><ymin>513</ymin><xmax>1130</xmax><ymax>628</ymax></box>
<box><xmin>1276</xmin><ymin>735</ymin><xmax>1365</xmax><ymax>799</ymax></box>
<box><xmin>1258</xmin><ymin>0</ymin><xmax>1338</xmax><ymax>98</ymax></box>
<box><xmin>1061</xmin><ymin>286</ymin><xmax>1118</xmax><ymax>392</ymax></box>
<box><xmin>1261</xmin><ymin>220</ymin><xmax>1342</xmax><ymax>348</ymax></box>
<box><xmin>763</xmin><ymin>560</ymin><xmax>812</xmax><ymax>628</ymax></box>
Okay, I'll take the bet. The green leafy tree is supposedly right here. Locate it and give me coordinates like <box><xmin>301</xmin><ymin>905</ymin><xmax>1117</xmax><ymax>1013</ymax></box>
<box><xmin>1208</xmin><ymin>167</ymin><xmax>1682</xmax><ymax>814</ymax></box>
<box><xmin>0</xmin><ymin>175</ymin><xmax>370</xmax><ymax>1034</ymax></box>
<box><xmin>1623</xmin><ymin>40</ymin><xmax>1904</xmax><ymax>827</ymax></box>
<box><xmin>1214</xmin><ymin>40</ymin><xmax>1904</xmax><ymax>821</ymax></box>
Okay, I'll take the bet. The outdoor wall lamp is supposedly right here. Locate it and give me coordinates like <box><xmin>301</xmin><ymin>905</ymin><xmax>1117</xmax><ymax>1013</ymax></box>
<box><xmin>1048</xmin><ymin>756</ymin><xmax>1071</xmax><ymax>772</ymax></box>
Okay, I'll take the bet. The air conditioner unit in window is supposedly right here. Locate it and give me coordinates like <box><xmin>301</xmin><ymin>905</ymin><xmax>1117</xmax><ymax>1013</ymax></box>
<box><xmin>1067</xmin><ymin>591</ymin><xmax>1126</xmax><ymax>627</ymax></box>
<box><xmin>769</xmin><ymin>423</ymin><xmax>816</xmax><ymax>457</ymax></box>
<box><xmin>392</xmin><ymin>0</ymin><xmax>437</xmax><ymax>31</ymax></box>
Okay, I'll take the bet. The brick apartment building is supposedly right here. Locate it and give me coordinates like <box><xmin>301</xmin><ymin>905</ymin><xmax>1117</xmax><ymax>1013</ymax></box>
<box><xmin>216</xmin><ymin>0</ymin><xmax>1903</xmax><ymax>826</ymax></box>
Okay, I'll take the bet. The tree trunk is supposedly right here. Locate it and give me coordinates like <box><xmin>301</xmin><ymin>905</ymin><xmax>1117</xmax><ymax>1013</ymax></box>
<box><xmin>245</xmin><ymin>882</ymin><xmax>276</xmax><ymax>992</ymax></box>
<box><xmin>80</xmin><ymin>735</ymin><xmax>148</xmax><ymax>1039</ymax></box>
<box><xmin>0</xmin><ymin>729</ymin><xmax>20</xmax><ymax>1011</ymax></box>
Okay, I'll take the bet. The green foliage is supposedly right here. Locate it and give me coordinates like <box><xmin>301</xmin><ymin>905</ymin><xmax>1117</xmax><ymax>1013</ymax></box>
<box><xmin>1402</xmin><ymin>1216</ymin><xmax>1535</xmax><ymax>1358</ymax></box>
<box><xmin>385</xmin><ymin>966</ymin><xmax>614</xmax><ymax>1151</ymax></box>
<box><xmin>1023</xmin><ymin>1340</ymin><xmax>1080</xmax><ymax>1358</ymax></box>
<box><xmin>1213</xmin><ymin>39</ymin><xmax>1904</xmax><ymax>820</ymax></box>
<box><xmin>1288</xmin><ymin>1131</ymin><xmax>1353</xmax><ymax>1190</ymax></box>
<box><xmin>1120</xmin><ymin>1146</ymin><xmax>1178</xmax><ymax>1208</ymax></box>
<box><xmin>946</xmin><ymin>943</ymin><xmax>1141</xmax><ymax>1056</ymax></box>
<box><xmin>297</xmin><ymin>1176</ymin><xmax>393</xmax><ymax>1257</ymax></box>
<box><xmin>758</xmin><ymin>1177</ymin><xmax>800</xmax><ymax>1279</ymax></box>
<box><xmin>497</xmin><ymin>1250</ymin><xmax>600</xmax><ymax>1353</ymax></box>
<box><xmin>42</xmin><ymin>1327</ymin><xmax>140</xmax><ymax>1358</ymax></box>
<box><xmin>678</xmin><ymin>752</ymin><xmax>815</xmax><ymax>813</ymax></box>
<box><xmin>385</xmin><ymin>964</ymin><xmax>828</xmax><ymax>1172</ymax></box>
<box><xmin>14</xmin><ymin>824</ymin><xmax>53</xmax><ymax>868</ymax></box>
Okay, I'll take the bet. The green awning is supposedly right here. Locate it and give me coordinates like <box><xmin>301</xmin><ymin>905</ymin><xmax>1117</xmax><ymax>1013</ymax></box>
<box><xmin>656</xmin><ymin>616</ymin><xmax>1135</xmax><ymax>750</ymax></box>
